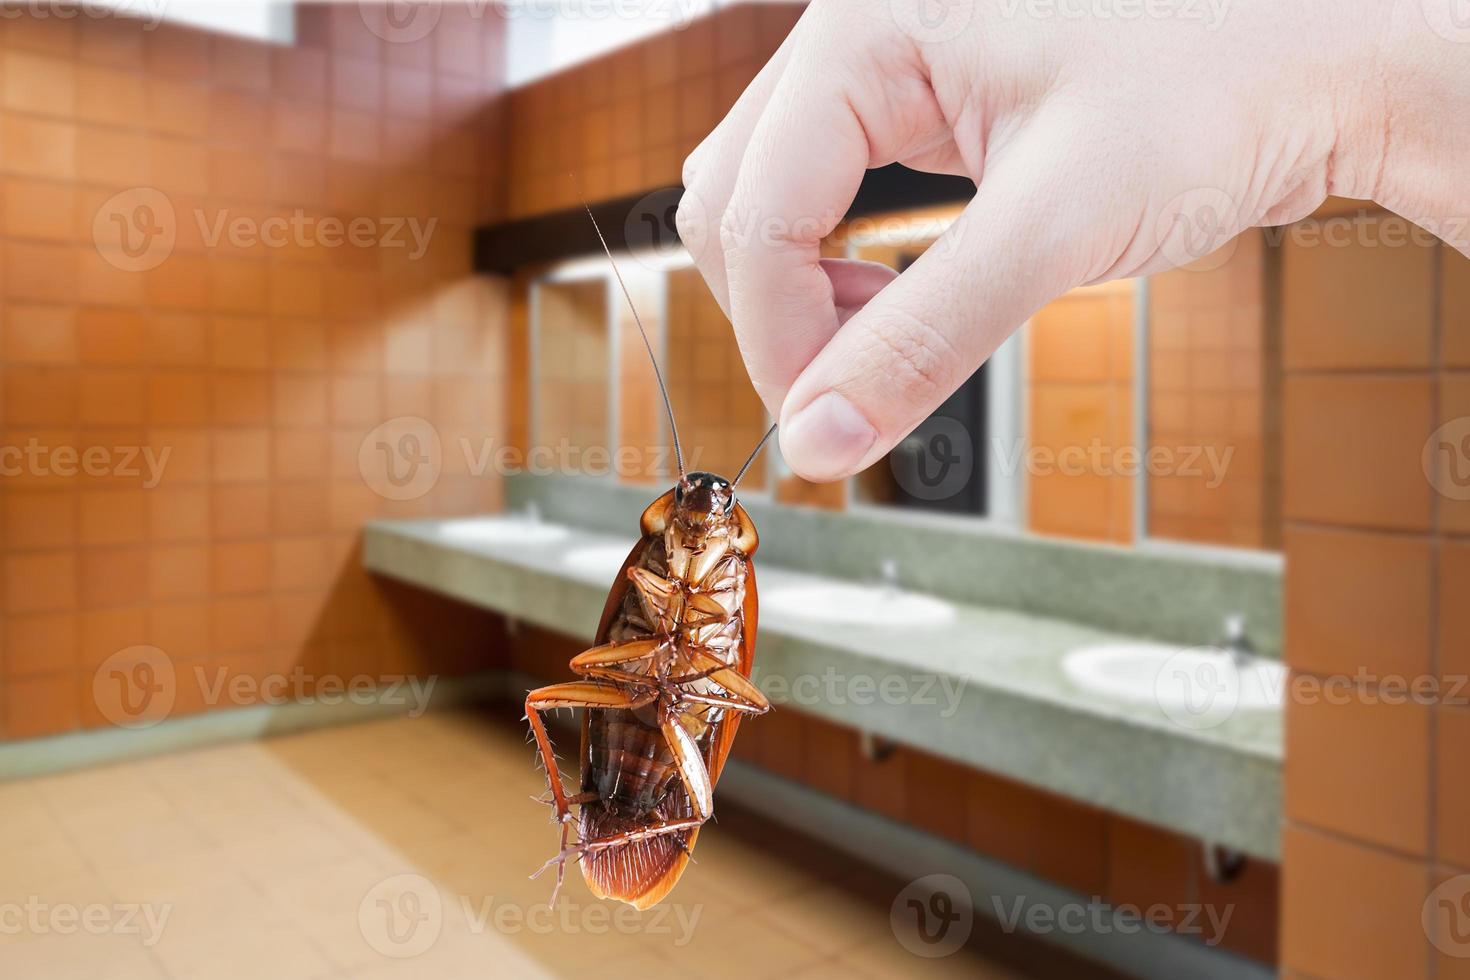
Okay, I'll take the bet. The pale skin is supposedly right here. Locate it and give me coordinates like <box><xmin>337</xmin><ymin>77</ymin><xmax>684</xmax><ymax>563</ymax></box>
<box><xmin>677</xmin><ymin>0</ymin><xmax>1470</xmax><ymax>482</ymax></box>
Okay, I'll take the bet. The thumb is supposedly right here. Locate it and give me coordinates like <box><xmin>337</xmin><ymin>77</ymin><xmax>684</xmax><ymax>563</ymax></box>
<box><xmin>777</xmin><ymin>135</ymin><xmax>1109</xmax><ymax>482</ymax></box>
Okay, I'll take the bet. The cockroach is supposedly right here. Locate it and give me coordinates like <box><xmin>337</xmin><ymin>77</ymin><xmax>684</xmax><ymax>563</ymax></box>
<box><xmin>524</xmin><ymin>209</ymin><xmax>776</xmax><ymax>911</ymax></box>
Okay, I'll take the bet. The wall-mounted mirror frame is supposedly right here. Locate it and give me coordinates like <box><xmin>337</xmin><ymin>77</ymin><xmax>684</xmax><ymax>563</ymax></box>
<box><xmin>528</xmin><ymin>248</ymin><xmax>776</xmax><ymax>497</ymax></box>
<box><xmin>526</xmin><ymin>233</ymin><xmax>1280</xmax><ymax>565</ymax></box>
<box><xmin>839</xmin><ymin>210</ymin><xmax>1282</xmax><ymax>564</ymax></box>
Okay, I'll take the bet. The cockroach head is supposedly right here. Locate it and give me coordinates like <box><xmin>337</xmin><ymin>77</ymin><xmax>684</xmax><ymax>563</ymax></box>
<box><xmin>674</xmin><ymin>471</ymin><xmax>733</xmax><ymax>526</ymax></box>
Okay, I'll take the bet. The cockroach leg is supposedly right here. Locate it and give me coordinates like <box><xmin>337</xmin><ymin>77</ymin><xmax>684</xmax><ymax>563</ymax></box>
<box><xmin>628</xmin><ymin>567</ymin><xmax>683</xmax><ymax>633</ymax></box>
<box><xmin>568</xmin><ymin>638</ymin><xmax>662</xmax><ymax>672</ymax></box>
<box><xmin>531</xmin><ymin>790</ymin><xmax>599</xmax><ymax>810</ymax></box>
<box><xmin>677</xmin><ymin>688</ymin><xmax>770</xmax><ymax>715</ymax></box>
<box><xmin>524</xmin><ymin>682</ymin><xmax>637</xmax><ymax>822</ymax></box>
<box><xmin>660</xmin><ymin>710</ymin><xmax>714</xmax><ymax>820</ymax></box>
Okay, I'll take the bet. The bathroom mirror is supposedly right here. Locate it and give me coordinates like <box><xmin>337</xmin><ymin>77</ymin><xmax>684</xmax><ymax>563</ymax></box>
<box><xmin>528</xmin><ymin>254</ymin><xmax>772</xmax><ymax>490</ymax></box>
<box><xmin>530</xmin><ymin>273</ymin><xmax>612</xmax><ymax>464</ymax></box>
<box><xmin>524</xmin><ymin>215</ymin><xmax>1283</xmax><ymax>555</ymax></box>
<box><xmin>837</xmin><ymin>209</ymin><xmax>1283</xmax><ymax>555</ymax></box>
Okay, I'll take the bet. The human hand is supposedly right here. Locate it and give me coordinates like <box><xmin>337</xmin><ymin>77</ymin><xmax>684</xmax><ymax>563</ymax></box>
<box><xmin>678</xmin><ymin>0</ymin><xmax>1470</xmax><ymax>481</ymax></box>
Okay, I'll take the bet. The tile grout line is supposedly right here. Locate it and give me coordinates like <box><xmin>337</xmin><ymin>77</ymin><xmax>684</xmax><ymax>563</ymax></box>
<box><xmin>1428</xmin><ymin>240</ymin><xmax>1444</xmax><ymax>980</ymax></box>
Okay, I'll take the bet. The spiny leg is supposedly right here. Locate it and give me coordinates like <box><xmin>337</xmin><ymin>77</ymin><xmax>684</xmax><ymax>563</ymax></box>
<box><xmin>678</xmin><ymin>687</ymin><xmax>770</xmax><ymax>715</ymax></box>
<box><xmin>669</xmin><ymin>650</ymin><xmax>770</xmax><ymax>714</ymax></box>
<box><xmin>629</xmin><ymin>567</ymin><xmax>683</xmax><ymax>633</ymax></box>
<box><xmin>523</xmin><ymin>681</ymin><xmax>638</xmax><ymax>905</ymax></box>
<box><xmin>568</xmin><ymin>637</ymin><xmax>663</xmax><ymax>674</ymax></box>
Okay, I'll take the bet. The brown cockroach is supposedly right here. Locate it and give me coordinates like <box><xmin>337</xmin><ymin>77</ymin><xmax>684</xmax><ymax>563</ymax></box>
<box><xmin>524</xmin><ymin>209</ymin><xmax>776</xmax><ymax>910</ymax></box>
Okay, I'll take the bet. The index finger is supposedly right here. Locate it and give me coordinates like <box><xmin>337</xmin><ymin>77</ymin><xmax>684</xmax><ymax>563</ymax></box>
<box><xmin>720</xmin><ymin>45</ymin><xmax>871</xmax><ymax>417</ymax></box>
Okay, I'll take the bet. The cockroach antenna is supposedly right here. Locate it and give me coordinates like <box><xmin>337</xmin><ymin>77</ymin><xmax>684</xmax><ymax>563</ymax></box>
<box><xmin>577</xmin><ymin>191</ymin><xmax>685</xmax><ymax>479</ymax></box>
<box><xmin>733</xmin><ymin>422</ymin><xmax>778</xmax><ymax>489</ymax></box>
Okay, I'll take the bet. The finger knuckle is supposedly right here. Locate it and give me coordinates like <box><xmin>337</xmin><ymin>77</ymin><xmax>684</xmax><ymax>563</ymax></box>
<box><xmin>680</xmin><ymin>146</ymin><xmax>704</xmax><ymax>190</ymax></box>
<box><xmin>864</xmin><ymin>311</ymin><xmax>959</xmax><ymax>403</ymax></box>
<box><xmin>673</xmin><ymin>189</ymin><xmax>706</xmax><ymax>243</ymax></box>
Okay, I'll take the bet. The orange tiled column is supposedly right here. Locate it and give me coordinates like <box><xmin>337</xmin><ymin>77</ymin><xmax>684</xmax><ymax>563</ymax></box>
<box><xmin>1279</xmin><ymin>209</ymin><xmax>1470</xmax><ymax>978</ymax></box>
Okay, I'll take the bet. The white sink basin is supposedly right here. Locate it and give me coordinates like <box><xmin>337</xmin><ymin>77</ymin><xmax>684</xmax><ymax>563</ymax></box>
<box><xmin>1062</xmin><ymin>642</ymin><xmax>1286</xmax><ymax>728</ymax></box>
<box><xmin>561</xmin><ymin>543</ymin><xmax>637</xmax><ymax>580</ymax></box>
<box><xmin>762</xmin><ymin>582</ymin><xmax>956</xmax><ymax>628</ymax></box>
<box><xmin>435</xmin><ymin>517</ymin><xmax>570</xmax><ymax>547</ymax></box>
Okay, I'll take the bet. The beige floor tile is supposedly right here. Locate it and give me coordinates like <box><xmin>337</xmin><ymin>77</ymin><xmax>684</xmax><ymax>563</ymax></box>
<box><xmin>838</xmin><ymin>933</ymin><xmax>1026</xmax><ymax>979</ymax></box>
<box><xmin>149</xmin><ymin>922</ymin><xmax>334</xmax><ymax>980</ymax></box>
<box><xmin>664</xmin><ymin>906</ymin><xmax>827</xmax><ymax>979</ymax></box>
<box><xmin>70</xmin><ymin>813</ymin><xmax>216</xmax><ymax>877</ymax></box>
<box><xmin>1</xmin><ymin>836</ymin><xmax>94</xmax><ymax>895</ymax></box>
<box><xmin>0</xmin><ymin>933</ymin><xmax>169</xmax><ymax>979</ymax></box>
<box><xmin>0</xmin><ymin>787</ymin><xmax>66</xmax><ymax>852</ymax></box>
<box><xmin>31</xmin><ymin>763</ymin><xmax>173</xmax><ymax>820</ymax></box>
<box><xmin>689</xmin><ymin>831</ymin><xmax>829</xmax><ymax>910</ymax></box>
<box><xmin>2</xmin><ymin>710</ymin><xmax>1028</xmax><ymax>980</ymax></box>
<box><xmin>759</xmin><ymin>881</ymin><xmax>895</xmax><ymax>957</ymax></box>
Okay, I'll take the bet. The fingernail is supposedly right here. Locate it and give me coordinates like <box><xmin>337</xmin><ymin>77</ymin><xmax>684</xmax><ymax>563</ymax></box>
<box><xmin>780</xmin><ymin>391</ymin><xmax>877</xmax><ymax>481</ymax></box>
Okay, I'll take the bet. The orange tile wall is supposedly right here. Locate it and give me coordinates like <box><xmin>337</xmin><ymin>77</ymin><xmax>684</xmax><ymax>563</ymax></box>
<box><xmin>504</xmin><ymin>4</ymin><xmax>802</xmax><ymax>218</ymax></box>
<box><xmin>1149</xmin><ymin>231</ymin><xmax>1281</xmax><ymax>549</ymax></box>
<box><xmin>1279</xmin><ymin>210</ymin><xmax>1468</xmax><ymax>978</ymax></box>
<box><xmin>1027</xmin><ymin>280</ymin><xmax>1135</xmax><ymax>543</ymax></box>
<box><xmin>0</xmin><ymin>5</ymin><xmax>512</xmax><ymax>740</ymax></box>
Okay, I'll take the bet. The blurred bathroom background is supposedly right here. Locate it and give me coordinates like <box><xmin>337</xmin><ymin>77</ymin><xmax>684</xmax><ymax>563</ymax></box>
<box><xmin>0</xmin><ymin>3</ymin><xmax>1465</xmax><ymax>979</ymax></box>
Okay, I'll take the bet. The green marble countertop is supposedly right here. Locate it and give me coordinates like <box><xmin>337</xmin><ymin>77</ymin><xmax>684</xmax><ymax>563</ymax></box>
<box><xmin>362</xmin><ymin>516</ymin><xmax>1282</xmax><ymax>860</ymax></box>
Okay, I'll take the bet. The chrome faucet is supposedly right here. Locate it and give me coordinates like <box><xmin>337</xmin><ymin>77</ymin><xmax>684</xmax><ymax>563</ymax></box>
<box><xmin>1220</xmin><ymin>613</ymin><xmax>1255</xmax><ymax>665</ymax></box>
<box><xmin>879</xmin><ymin>558</ymin><xmax>899</xmax><ymax>593</ymax></box>
<box><xmin>523</xmin><ymin>501</ymin><xmax>542</xmax><ymax>524</ymax></box>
